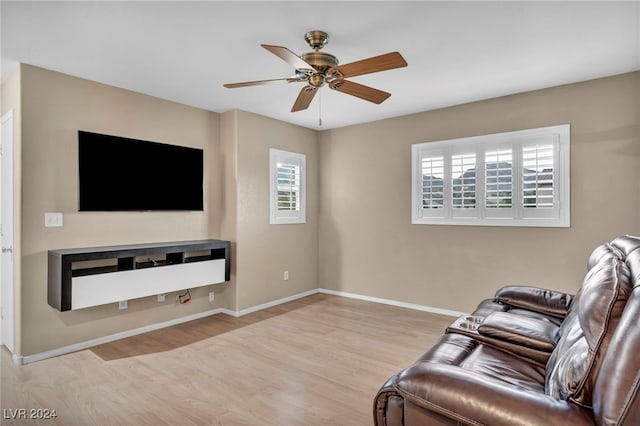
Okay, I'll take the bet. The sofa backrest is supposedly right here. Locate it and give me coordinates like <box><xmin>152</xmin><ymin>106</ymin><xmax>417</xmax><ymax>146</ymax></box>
<box><xmin>591</xmin><ymin>240</ymin><xmax>640</xmax><ymax>426</ymax></box>
<box><xmin>545</xmin><ymin>236</ymin><xmax>639</xmax><ymax>414</ymax></box>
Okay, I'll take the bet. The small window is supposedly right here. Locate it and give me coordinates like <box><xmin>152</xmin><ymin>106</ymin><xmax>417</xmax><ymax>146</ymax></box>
<box><xmin>270</xmin><ymin>149</ymin><xmax>306</xmax><ymax>224</ymax></box>
<box><xmin>411</xmin><ymin>124</ymin><xmax>570</xmax><ymax>227</ymax></box>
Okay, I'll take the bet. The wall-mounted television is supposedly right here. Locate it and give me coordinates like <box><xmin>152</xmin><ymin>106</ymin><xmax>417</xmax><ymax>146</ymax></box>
<box><xmin>78</xmin><ymin>131</ymin><xmax>204</xmax><ymax>211</ymax></box>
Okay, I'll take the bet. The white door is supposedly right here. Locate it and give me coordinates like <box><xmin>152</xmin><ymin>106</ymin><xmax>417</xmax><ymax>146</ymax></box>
<box><xmin>1</xmin><ymin>109</ymin><xmax>15</xmax><ymax>353</ymax></box>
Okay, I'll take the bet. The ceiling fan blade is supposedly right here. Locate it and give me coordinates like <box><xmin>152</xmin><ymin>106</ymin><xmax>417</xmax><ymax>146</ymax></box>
<box><xmin>330</xmin><ymin>52</ymin><xmax>407</xmax><ymax>78</ymax></box>
<box><xmin>291</xmin><ymin>86</ymin><xmax>317</xmax><ymax>112</ymax></box>
<box><xmin>329</xmin><ymin>79</ymin><xmax>391</xmax><ymax>104</ymax></box>
<box><xmin>224</xmin><ymin>77</ymin><xmax>302</xmax><ymax>88</ymax></box>
<box><xmin>261</xmin><ymin>44</ymin><xmax>314</xmax><ymax>70</ymax></box>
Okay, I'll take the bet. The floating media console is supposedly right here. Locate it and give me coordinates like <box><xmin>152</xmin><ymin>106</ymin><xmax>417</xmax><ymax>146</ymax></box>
<box><xmin>48</xmin><ymin>239</ymin><xmax>231</xmax><ymax>311</ymax></box>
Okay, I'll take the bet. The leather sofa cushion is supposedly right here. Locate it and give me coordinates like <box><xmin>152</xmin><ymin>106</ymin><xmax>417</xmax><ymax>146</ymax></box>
<box><xmin>505</xmin><ymin>307</ymin><xmax>564</xmax><ymax>327</ymax></box>
<box><xmin>495</xmin><ymin>285</ymin><xmax>573</xmax><ymax>319</ymax></box>
<box><xmin>411</xmin><ymin>334</ymin><xmax>546</xmax><ymax>392</ymax></box>
<box><xmin>394</xmin><ymin>333</ymin><xmax>593</xmax><ymax>425</ymax></box>
<box><xmin>587</xmin><ymin>240</ymin><xmax>624</xmax><ymax>269</ymax></box>
<box><xmin>472</xmin><ymin>296</ymin><xmax>565</xmax><ymax>327</ymax></box>
<box><xmin>545</xmin><ymin>242</ymin><xmax>633</xmax><ymax>406</ymax></box>
<box><xmin>477</xmin><ymin>311</ymin><xmax>559</xmax><ymax>352</ymax></box>
<box><xmin>470</xmin><ymin>298</ymin><xmax>509</xmax><ymax>317</ymax></box>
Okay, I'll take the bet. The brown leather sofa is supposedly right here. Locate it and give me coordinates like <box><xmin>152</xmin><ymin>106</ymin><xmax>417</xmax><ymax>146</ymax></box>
<box><xmin>374</xmin><ymin>235</ymin><xmax>640</xmax><ymax>426</ymax></box>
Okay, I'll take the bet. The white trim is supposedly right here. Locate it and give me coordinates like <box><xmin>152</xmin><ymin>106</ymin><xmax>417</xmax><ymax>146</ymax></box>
<box><xmin>1</xmin><ymin>109</ymin><xmax>16</xmax><ymax>355</ymax></box>
<box><xmin>234</xmin><ymin>288</ymin><xmax>319</xmax><ymax>317</ymax></box>
<box><xmin>13</xmin><ymin>288</ymin><xmax>463</xmax><ymax>365</ymax></box>
<box><xmin>318</xmin><ymin>288</ymin><xmax>467</xmax><ymax>317</ymax></box>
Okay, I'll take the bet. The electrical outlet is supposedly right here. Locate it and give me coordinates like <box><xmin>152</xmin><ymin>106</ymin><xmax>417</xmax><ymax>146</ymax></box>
<box><xmin>44</xmin><ymin>212</ymin><xmax>63</xmax><ymax>228</ymax></box>
<box><xmin>157</xmin><ymin>294</ymin><xmax>166</xmax><ymax>302</ymax></box>
<box><xmin>118</xmin><ymin>300</ymin><xmax>128</xmax><ymax>310</ymax></box>
<box><xmin>208</xmin><ymin>291</ymin><xmax>215</xmax><ymax>302</ymax></box>
<box><xmin>284</xmin><ymin>270</ymin><xmax>289</xmax><ymax>281</ymax></box>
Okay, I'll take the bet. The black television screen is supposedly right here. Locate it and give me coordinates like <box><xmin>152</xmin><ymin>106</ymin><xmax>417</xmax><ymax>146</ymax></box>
<box><xmin>78</xmin><ymin>131</ymin><xmax>204</xmax><ymax>211</ymax></box>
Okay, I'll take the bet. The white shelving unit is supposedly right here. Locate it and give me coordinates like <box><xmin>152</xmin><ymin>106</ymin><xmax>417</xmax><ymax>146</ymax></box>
<box><xmin>48</xmin><ymin>239</ymin><xmax>231</xmax><ymax>311</ymax></box>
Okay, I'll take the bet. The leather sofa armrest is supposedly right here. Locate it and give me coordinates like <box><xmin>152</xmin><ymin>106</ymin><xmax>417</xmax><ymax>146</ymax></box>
<box><xmin>477</xmin><ymin>311</ymin><xmax>559</xmax><ymax>352</ymax></box>
<box><xmin>495</xmin><ymin>285</ymin><xmax>574</xmax><ymax>318</ymax></box>
<box><xmin>395</xmin><ymin>363</ymin><xmax>593</xmax><ymax>425</ymax></box>
<box><xmin>374</xmin><ymin>375</ymin><xmax>405</xmax><ymax>426</ymax></box>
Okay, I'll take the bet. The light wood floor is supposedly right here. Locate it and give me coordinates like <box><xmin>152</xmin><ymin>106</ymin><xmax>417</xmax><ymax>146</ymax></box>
<box><xmin>1</xmin><ymin>293</ymin><xmax>453</xmax><ymax>425</ymax></box>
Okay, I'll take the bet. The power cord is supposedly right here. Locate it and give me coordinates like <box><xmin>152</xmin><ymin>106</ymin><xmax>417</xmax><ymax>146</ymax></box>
<box><xmin>178</xmin><ymin>289</ymin><xmax>191</xmax><ymax>304</ymax></box>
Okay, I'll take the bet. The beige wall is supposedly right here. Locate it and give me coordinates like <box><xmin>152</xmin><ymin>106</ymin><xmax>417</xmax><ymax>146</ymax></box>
<box><xmin>318</xmin><ymin>72</ymin><xmax>640</xmax><ymax>314</ymax></box>
<box><xmin>7</xmin><ymin>63</ymin><xmax>639</xmax><ymax>356</ymax></box>
<box><xmin>18</xmin><ymin>65</ymin><xmax>233</xmax><ymax>355</ymax></box>
<box><xmin>218</xmin><ymin>110</ymin><xmax>239</xmax><ymax>311</ymax></box>
<box><xmin>223</xmin><ymin>110</ymin><xmax>319</xmax><ymax>311</ymax></box>
<box><xmin>10</xmin><ymin>65</ymin><xmax>319</xmax><ymax>356</ymax></box>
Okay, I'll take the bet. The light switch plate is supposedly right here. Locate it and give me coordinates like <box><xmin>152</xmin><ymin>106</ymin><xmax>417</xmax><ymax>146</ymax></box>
<box><xmin>45</xmin><ymin>212</ymin><xmax>63</xmax><ymax>227</ymax></box>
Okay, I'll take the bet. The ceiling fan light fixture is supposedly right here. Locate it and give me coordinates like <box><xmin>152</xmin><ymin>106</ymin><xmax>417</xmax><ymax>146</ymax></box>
<box><xmin>309</xmin><ymin>74</ymin><xmax>325</xmax><ymax>88</ymax></box>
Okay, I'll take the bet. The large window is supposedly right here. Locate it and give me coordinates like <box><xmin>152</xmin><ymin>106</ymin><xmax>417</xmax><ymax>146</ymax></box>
<box><xmin>412</xmin><ymin>124</ymin><xmax>570</xmax><ymax>227</ymax></box>
<box><xmin>270</xmin><ymin>149</ymin><xmax>306</xmax><ymax>224</ymax></box>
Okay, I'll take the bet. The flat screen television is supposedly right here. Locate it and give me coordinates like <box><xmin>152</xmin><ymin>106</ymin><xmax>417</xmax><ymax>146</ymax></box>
<box><xmin>78</xmin><ymin>131</ymin><xmax>204</xmax><ymax>211</ymax></box>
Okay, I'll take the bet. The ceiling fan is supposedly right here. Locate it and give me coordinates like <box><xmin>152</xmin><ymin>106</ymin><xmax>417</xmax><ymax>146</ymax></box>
<box><xmin>224</xmin><ymin>30</ymin><xmax>408</xmax><ymax>113</ymax></box>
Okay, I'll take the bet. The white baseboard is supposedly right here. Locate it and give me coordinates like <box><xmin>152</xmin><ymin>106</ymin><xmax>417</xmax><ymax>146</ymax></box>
<box><xmin>318</xmin><ymin>288</ymin><xmax>467</xmax><ymax>318</ymax></box>
<box><xmin>15</xmin><ymin>288</ymin><xmax>462</xmax><ymax>365</ymax></box>
<box><xmin>233</xmin><ymin>288</ymin><xmax>320</xmax><ymax>317</ymax></box>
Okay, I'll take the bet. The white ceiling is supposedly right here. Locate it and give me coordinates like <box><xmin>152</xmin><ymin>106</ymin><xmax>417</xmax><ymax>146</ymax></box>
<box><xmin>2</xmin><ymin>1</ymin><xmax>639</xmax><ymax>130</ymax></box>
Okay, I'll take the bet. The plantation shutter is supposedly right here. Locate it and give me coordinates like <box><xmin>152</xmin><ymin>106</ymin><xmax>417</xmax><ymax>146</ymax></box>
<box><xmin>421</xmin><ymin>156</ymin><xmax>444</xmax><ymax>209</ymax></box>
<box><xmin>520</xmin><ymin>136</ymin><xmax>560</xmax><ymax>220</ymax></box>
<box><xmin>484</xmin><ymin>148</ymin><xmax>514</xmax><ymax>219</ymax></box>
<box><xmin>451</xmin><ymin>152</ymin><xmax>476</xmax><ymax>217</ymax></box>
<box><xmin>276</xmin><ymin>163</ymin><xmax>300</xmax><ymax>212</ymax></box>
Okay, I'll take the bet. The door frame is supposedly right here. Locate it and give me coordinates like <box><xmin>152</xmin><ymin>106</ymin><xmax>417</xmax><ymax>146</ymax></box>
<box><xmin>1</xmin><ymin>109</ymin><xmax>15</xmax><ymax>354</ymax></box>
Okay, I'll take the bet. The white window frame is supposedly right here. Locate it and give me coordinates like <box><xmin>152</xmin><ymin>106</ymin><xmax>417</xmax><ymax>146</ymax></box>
<box><xmin>269</xmin><ymin>148</ymin><xmax>306</xmax><ymax>224</ymax></box>
<box><xmin>411</xmin><ymin>124</ymin><xmax>570</xmax><ymax>227</ymax></box>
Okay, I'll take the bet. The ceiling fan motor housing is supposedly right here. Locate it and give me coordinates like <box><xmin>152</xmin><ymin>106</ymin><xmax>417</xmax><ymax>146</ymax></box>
<box><xmin>300</xmin><ymin>52</ymin><xmax>338</xmax><ymax>72</ymax></box>
<box><xmin>301</xmin><ymin>30</ymin><xmax>339</xmax><ymax>86</ymax></box>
